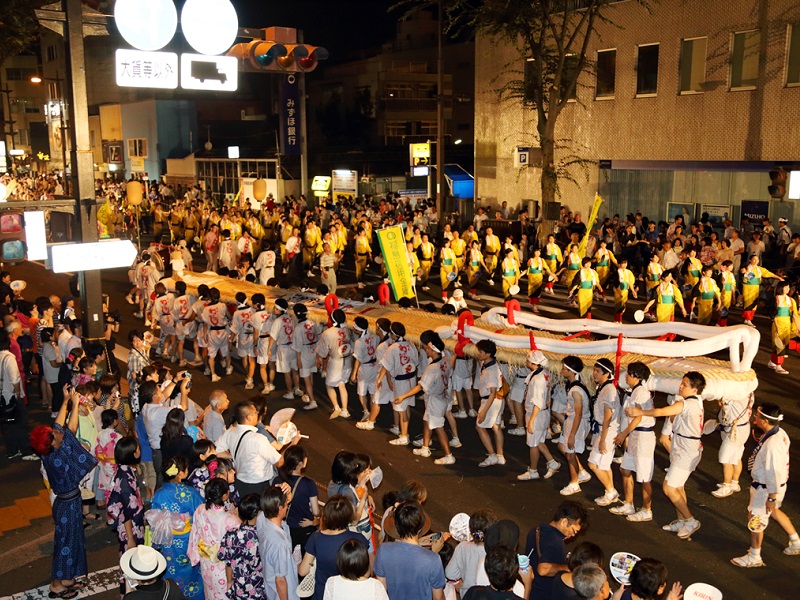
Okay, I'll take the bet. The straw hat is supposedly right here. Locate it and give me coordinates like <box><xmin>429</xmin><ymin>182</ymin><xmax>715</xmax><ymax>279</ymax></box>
<box><xmin>120</xmin><ymin>546</ymin><xmax>167</xmax><ymax>581</ymax></box>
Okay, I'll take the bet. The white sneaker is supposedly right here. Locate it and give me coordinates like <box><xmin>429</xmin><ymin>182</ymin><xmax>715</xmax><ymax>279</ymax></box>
<box><xmin>340</xmin><ymin>410</ymin><xmax>351</xmax><ymax>419</ymax></box>
<box><xmin>517</xmin><ymin>469</ymin><xmax>540</xmax><ymax>481</ymax></box>
<box><xmin>508</xmin><ymin>427</ymin><xmax>526</xmax><ymax>436</ymax></box>
<box><xmin>293</xmin><ymin>387</ymin><xmax>303</xmax><ymax>397</ymax></box>
<box><xmin>577</xmin><ymin>470</ymin><xmax>592</xmax><ymax>484</ymax></box>
<box><xmin>389</xmin><ymin>426</ymin><xmax>400</xmax><ymax>436</ymax></box>
<box><xmin>595</xmin><ymin>489</ymin><xmax>620</xmax><ymax>506</ymax></box>
<box><xmin>435</xmin><ymin>454</ymin><xmax>456</xmax><ymax>465</ymax></box>
<box><xmin>263</xmin><ymin>383</ymin><xmax>276</xmax><ymax>393</ymax></box>
<box><xmin>609</xmin><ymin>503</ymin><xmax>635</xmax><ymax>516</ymax></box>
<box><xmin>204</xmin><ymin>368</ymin><xmax>211</xmax><ymax>376</ymax></box>
<box><xmin>662</xmin><ymin>519</ymin><xmax>686</xmax><ymax>532</ymax></box>
<box><xmin>730</xmin><ymin>482</ymin><xmax>741</xmax><ymax>493</ymax></box>
<box><xmin>544</xmin><ymin>460</ymin><xmax>561</xmax><ymax>479</ymax></box>
<box><xmin>468</xmin><ymin>409</ymin><xmax>477</xmax><ymax>418</ymax></box>
<box><xmin>677</xmin><ymin>518</ymin><xmax>701</xmax><ymax>539</ymax></box>
<box><xmin>301</xmin><ymin>394</ymin><xmax>311</xmax><ymax>404</ymax></box>
<box><xmin>225</xmin><ymin>365</ymin><xmax>234</xmax><ymax>375</ymax></box>
<box><xmin>712</xmin><ymin>483</ymin><xmax>734</xmax><ymax>498</ymax></box>
<box><xmin>361</xmin><ymin>410</ymin><xmax>370</xmax><ymax>422</ymax></box>
<box><xmin>478</xmin><ymin>454</ymin><xmax>499</xmax><ymax>467</ymax></box>
<box><xmin>453</xmin><ymin>410</ymin><xmax>468</xmax><ymax>419</ymax></box>
<box><xmin>211</xmin><ymin>374</ymin><xmax>221</xmax><ymax>382</ymax></box>
<box><xmin>509</xmin><ymin>415</ymin><xmax>517</xmax><ymax>425</ymax></box>
<box><xmin>784</xmin><ymin>541</ymin><xmax>800</xmax><ymax>555</ymax></box>
<box><xmin>282</xmin><ymin>392</ymin><xmax>294</xmax><ymax>400</ymax></box>
<box><xmin>560</xmin><ymin>482</ymin><xmax>581</xmax><ymax>496</ymax></box>
<box><xmin>449</xmin><ymin>437</ymin><xmax>462</xmax><ymax>448</ymax></box>
<box><xmin>496</xmin><ymin>456</ymin><xmax>506</xmax><ymax>465</ymax></box>
<box><xmin>389</xmin><ymin>436</ymin><xmax>409</xmax><ymax>446</ymax></box>
<box><xmin>356</xmin><ymin>420</ymin><xmax>375</xmax><ymax>430</ymax></box>
<box><xmin>244</xmin><ymin>379</ymin><xmax>254</xmax><ymax>390</ymax></box>
<box><xmin>626</xmin><ymin>508</ymin><xmax>653</xmax><ymax>522</ymax></box>
<box><xmin>413</xmin><ymin>447</ymin><xmax>431</xmax><ymax>458</ymax></box>
<box><xmin>303</xmin><ymin>401</ymin><xmax>318</xmax><ymax>410</ymax></box>
<box><xmin>731</xmin><ymin>552</ymin><xmax>765</xmax><ymax>568</ymax></box>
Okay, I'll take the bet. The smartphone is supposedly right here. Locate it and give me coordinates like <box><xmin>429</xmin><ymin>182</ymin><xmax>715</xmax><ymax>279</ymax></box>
<box><xmin>429</xmin><ymin>532</ymin><xmax>442</xmax><ymax>542</ymax></box>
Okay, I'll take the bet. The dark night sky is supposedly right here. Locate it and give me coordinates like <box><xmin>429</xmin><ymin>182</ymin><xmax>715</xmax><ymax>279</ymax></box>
<box><xmin>228</xmin><ymin>0</ymin><xmax>400</xmax><ymax>63</ymax></box>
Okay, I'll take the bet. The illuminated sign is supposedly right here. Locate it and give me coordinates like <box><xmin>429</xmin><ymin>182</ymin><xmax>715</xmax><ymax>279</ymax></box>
<box><xmin>116</xmin><ymin>49</ymin><xmax>178</xmax><ymax>89</ymax></box>
<box><xmin>180</xmin><ymin>54</ymin><xmax>238</xmax><ymax>92</ymax></box>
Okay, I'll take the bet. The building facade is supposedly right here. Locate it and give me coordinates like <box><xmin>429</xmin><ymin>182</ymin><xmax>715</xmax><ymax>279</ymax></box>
<box><xmin>0</xmin><ymin>54</ymin><xmax>49</xmax><ymax>172</ymax></box>
<box><xmin>474</xmin><ymin>0</ymin><xmax>800</xmax><ymax>226</ymax></box>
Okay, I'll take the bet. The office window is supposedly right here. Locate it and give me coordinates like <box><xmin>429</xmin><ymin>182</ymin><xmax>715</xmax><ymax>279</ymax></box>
<box><xmin>46</xmin><ymin>45</ymin><xmax>58</xmax><ymax>62</ymax></box>
<box><xmin>127</xmin><ymin>138</ymin><xmax>148</xmax><ymax>158</ymax></box>
<box><xmin>595</xmin><ymin>49</ymin><xmax>616</xmax><ymax>98</ymax></box>
<box><xmin>523</xmin><ymin>58</ymin><xmax>537</xmax><ymax>103</ymax></box>
<box><xmin>561</xmin><ymin>55</ymin><xmax>580</xmax><ymax>101</ymax></box>
<box><xmin>5</xmin><ymin>68</ymin><xmax>36</xmax><ymax>81</ymax></box>
<box><xmin>679</xmin><ymin>37</ymin><xmax>707</xmax><ymax>93</ymax></box>
<box><xmin>787</xmin><ymin>24</ymin><xmax>800</xmax><ymax>85</ymax></box>
<box><xmin>730</xmin><ymin>30</ymin><xmax>760</xmax><ymax>89</ymax></box>
<box><xmin>636</xmin><ymin>44</ymin><xmax>659</xmax><ymax>96</ymax></box>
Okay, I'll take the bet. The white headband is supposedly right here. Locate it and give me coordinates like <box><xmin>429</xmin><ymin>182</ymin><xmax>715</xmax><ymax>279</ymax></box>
<box><xmin>428</xmin><ymin>342</ymin><xmax>443</xmax><ymax>354</ymax></box>
<box><xmin>563</xmin><ymin>362</ymin><xmax>580</xmax><ymax>374</ymax></box>
<box><xmin>758</xmin><ymin>408</ymin><xmax>784</xmax><ymax>421</ymax></box>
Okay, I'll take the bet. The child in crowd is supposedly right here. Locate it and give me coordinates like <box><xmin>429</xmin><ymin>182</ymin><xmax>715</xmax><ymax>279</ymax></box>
<box><xmin>217</xmin><ymin>494</ymin><xmax>266</xmax><ymax>600</ymax></box>
<box><xmin>94</xmin><ymin>408</ymin><xmax>121</xmax><ymax>509</ymax></box>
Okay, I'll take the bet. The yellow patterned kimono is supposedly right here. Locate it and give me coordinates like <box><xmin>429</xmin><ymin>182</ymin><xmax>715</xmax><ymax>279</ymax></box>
<box><xmin>527</xmin><ymin>257</ymin><xmax>545</xmax><ymax>299</ymax></box>
<box><xmin>564</xmin><ymin>251</ymin><xmax>582</xmax><ymax>289</ymax></box>
<box><xmin>355</xmin><ymin>234</ymin><xmax>371</xmax><ymax>282</ymax></box>
<box><xmin>440</xmin><ymin>247</ymin><xmax>457</xmax><ymax>291</ymax></box>
<box><xmin>696</xmin><ymin>276</ymin><xmax>720</xmax><ymax>325</ymax></box>
<box><xmin>501</xmin><ymin>256</ymin><xmax>520</xmax><ymax>297</ymax></box>
<box><xmin>646</xmin><ymin>261</ymin><xmax>664</xmax><ymax>296</ymax></box>
<box><xmin>594</xmin><ymin>248</ymin><xmax>615</xmax><ymax>286</ymax></box>
<box><xmin>303</xmin><ymin>226</ymin><xmax>322</xmax><ymax>268</ymax></box>
<box><xmin>451</xmin><ymin>237</ymin><xmax>466</xmax><ymax>273</ymax></box>
<box><xmin>655</xmin><ymin>281</ymin><xmax>683</xmax><ymax>322</ymax></box>
<box><xmin>773</xmin><ymin>295</ymin><xmax>799</xmax><ymax>353</ymax></box>
<box><xmin>741</xmin><ymin>264</ymin><xmax>776</xmax><ymax>321</ymax></box>
<box><xmin>466</xmin><ymin>248</ymin><xmax>484</xmax><ymax>290</ymax></box>
<box><xmin>418</xmin><ymin>241</ymin><xmax>434</xmax><ymax>284</ymax></box>
<box><xmin>576</xmin><ymin>267</ymin><xmax>599</xmax><ymax>318</ymax></box>
<box><xmin>484</xmin><ymin>235</ymin><xmax>501</xmax><ymax>278</ymax></box>
<box><xmin>614</xmin><ymin>267</ymin><xmax>636</xmax><ymax>321</ymax></box>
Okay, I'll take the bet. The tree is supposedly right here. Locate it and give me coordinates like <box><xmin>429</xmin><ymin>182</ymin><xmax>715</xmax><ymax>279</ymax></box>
<box><xmin>395</xmin><ymin>0</ymin><xmax>651</xmax><ymax>222</ymax></box>
<box><xmin>0</xmin><ymin>0</ymin><xmax>42</xmax><ymax>68</ymax></box>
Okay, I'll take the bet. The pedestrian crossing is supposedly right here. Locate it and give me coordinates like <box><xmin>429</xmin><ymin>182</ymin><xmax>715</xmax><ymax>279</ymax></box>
<box><xmin>0</xmin><ymin>566</ymin><xmax>119</xmax><ymax>600</ymax></box>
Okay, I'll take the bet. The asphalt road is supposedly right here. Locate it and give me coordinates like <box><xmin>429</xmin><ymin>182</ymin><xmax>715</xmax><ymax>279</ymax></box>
<box><xmin>1</xmin><ymin>255</ymin><xmax>798</xmax><ymax>600</ymax></box>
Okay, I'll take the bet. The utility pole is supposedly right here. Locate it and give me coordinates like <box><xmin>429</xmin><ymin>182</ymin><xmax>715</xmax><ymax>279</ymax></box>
<box><xmin>64</xmin><ymin>0</ymin><xmax>105</xmax><ymax>339</ymax></box>
<box><xmin>436</xmin><ymin>0</ymin><xmax>445</xmax><ymax>231</ymax></box>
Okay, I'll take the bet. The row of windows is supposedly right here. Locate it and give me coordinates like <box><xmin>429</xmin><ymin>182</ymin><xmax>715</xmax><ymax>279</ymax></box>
<box><xmin>4</xmin><ymin>68</ymin><xmax>37</xmax><ymax>81</ymax></box>
<box><xmin>525</xmin><ymin>24</ymin><xmax>800</xmax><ymax>100</ymax></box>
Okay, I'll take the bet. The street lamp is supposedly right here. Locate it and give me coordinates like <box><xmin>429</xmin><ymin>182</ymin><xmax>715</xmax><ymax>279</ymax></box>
<box><xmin>30</xmin><ymin>72</ymin><xmax>69</xmax><ymax>194</ymax></box>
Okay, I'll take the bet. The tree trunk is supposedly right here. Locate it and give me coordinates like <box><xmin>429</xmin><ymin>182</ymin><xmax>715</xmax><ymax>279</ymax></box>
<box><xmin>537</xmin><ymin>125</ymin><xmax>557</xmax><ymax>246</ymax></box>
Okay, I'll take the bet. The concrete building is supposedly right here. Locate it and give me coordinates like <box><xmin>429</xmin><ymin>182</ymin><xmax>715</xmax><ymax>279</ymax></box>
<box><xmin>474</xmin><ymin>0</ymin><xmax>800</xmax><ymax>226</ymax></box>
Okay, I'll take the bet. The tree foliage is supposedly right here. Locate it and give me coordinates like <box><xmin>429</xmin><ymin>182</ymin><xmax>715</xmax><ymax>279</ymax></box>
<box><xmin>0</xmin><ymin>0</ymin><xmax>43</xmax><ymax>68</ymax></box>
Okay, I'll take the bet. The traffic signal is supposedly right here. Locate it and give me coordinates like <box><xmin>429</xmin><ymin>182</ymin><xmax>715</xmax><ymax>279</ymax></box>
<box><xmin>227</xmin><ymin>27</ymin><xmax>328</xmax><ymax>73</ymax></box>
<box><xmin>768</xmin><ymin>168</ymin><xmax>787</xmax><ymax>198</ymax></box>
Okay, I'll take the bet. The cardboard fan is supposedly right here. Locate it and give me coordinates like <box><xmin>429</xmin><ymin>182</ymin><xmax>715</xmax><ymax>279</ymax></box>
<box><xmin>685</xmin><ymin>583</ymin><xmax>723</xmax><ymax>600</ymax></box>
<box><xmin>448</xmin><ymin>513</ymin><xmax>471</xmax><ymax>543</ymax></box>
<box><xmin>509</xmin><ymin>284</ymin><xmax>520</xmax><ymax>295</ymax></box>
<box><xmin>609</xmin><ymin>551</ymin><xmax>640</xmax><ymax>585</ymax></box>
<box><xmin>634</xmin><ymin>310</ymin><xmax>645</xmax><ymax>323</ymax></box>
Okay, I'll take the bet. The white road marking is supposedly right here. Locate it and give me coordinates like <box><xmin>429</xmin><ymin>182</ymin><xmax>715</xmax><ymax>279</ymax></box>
<box><xmin>0</xmin><ymin>566</ymin><xmax>119</xmax><ymax>600</ymax></box>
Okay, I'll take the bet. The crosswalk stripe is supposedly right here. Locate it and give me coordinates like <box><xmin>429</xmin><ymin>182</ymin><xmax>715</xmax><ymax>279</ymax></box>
<box><xmin>0</xmin><ymin>566</ymin><xmax>119</xmax><ymax>600</ymax></box>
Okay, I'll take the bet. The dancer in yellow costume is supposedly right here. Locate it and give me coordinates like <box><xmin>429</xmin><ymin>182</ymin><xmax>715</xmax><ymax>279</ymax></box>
<box><xmin>354</xmin><ymin>227</ymin><xmax>372</xmax><ymax>289</ymax></box>
<box><xmin>569</xmin><ymin>257</ymin><xmax>600</xmax><ymax>318</ymax></box>
<box><xmin>279</xmin><ymin>219</ymin><xmax>293</xmax><ymax>265</ymax></box>
<box><xmin>526</xmin><ymin>248</ymin><xmax>554</xmax><ymax>313</ymax></box>
<box><xmin>645</xmin><ymin>254</ymin><xmax>664</xmax><ymax>318</ymax></box>
<box><xmin>406</xmin><ymin>241</ymin><xmax>420</xmax><ymax>281</ymax></box>
<box><xmin>411</xmin><ymin>227</ymin><xmax>423</xmax><ymax>250</ymax></box>
<box><xmin>562</xmin><ymin>244</ymin><xmax>583</xmax><ymax>291</ymax></box>
<box><xmin>543</xmin><ymin>234</ymin><xmax>563</xmax><ymax>295</ymax></box>
<box><xmin>613</xmin><ymin>258</ymin><xmax>637</xmax><ymax>323</ymax></box>
<box><xmin>303</xmin><ymin>220</ymin><xmax>322</xmax><ymax>274</ymax></box>
<box><xmin>466</xmin><ymin>240</ymin><xmax>485</xmax><ymax>300</ymax></box>
<box><xmin>483</xmin><ymin>227</ymin><xmax>501</xmax><ymax>286</ymax></box>
<box><xmin>768</xmin><ymin>281</ymin><xmax>800</xmax><ymax>374</ymax></box>
<box><xmin>682</xmin><ymin>248</ymin><xmax>703</xmax><ymax>317</ymax></box>
<box><xmin>593</xmin><ymin>240</ymin><xmax>616</xmax><ymax>302</ymax></box>
<box><xmin>500</xmin><ymin>248</ymin><xmax>521</xmax><ymax>298</ymax></box>
<box><xmin>695</xmin><ymin>265</ymin><xmax>721</xmax><ymax>325</ymax></box>
<box><xmin>439</xmin><ymin>238</ymin><xmax>457</xmax><ymax>301</ymax></box>
<box><xmin>418</xmin><ymin>233</ymin><xmax>435</xmax><ymax>291</ymax></box>
<box><xmin>450</xmin><ymin>231</ymin><xmax>466</xmax><ymax>286</ymax></box>
<box><xmin>643</xmin><ymin>272</ymin><xmax>687</xmax><ymax>322</ymax></box>
<box><xmin>461</xmin><ymin>226</ymin><xmax>479</xmax><ymax>248</ymax></box>
<box><xmin>741</xmin><ymin>255</ymin><xmax>782</xmax><ymax>326</ymax></box>
<box><xmin>717</xmin><ymin>260</ymin><xmax>736</xmax><ymax>327</ymax></box>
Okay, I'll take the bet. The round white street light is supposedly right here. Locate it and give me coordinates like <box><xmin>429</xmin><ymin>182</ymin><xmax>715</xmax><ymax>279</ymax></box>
<box><xmin>114</xmin><ymin>0</ymin><xmax>178</xmax><ymax>52</ymax></box>
<box><xmin>181</xmin><ymin>0</ymin><xmax>239</xmax><ymax>56</ymax></box>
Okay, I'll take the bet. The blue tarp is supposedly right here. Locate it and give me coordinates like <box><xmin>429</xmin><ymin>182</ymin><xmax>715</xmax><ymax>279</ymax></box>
<box><xmin>444</xmin><ymin>164</ymin><xmax>474</xmax><ymax>199</ymax></box>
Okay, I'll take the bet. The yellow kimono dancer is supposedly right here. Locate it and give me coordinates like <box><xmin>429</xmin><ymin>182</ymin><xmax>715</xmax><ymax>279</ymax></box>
<box><xmin>279</xmin><ymin>219</ymin><xmax>293</xmax><ymax>265</ymax></box>
<box><xmin>645</xmin><ymin>255</ymin><xmax>664</xmax><ymax>314</ymax></box>
<box><xmin>466</xmin><ymin>240</ymin><xmax>485</xmax><ymax>300</ymax></box>
<box><xmin>439</xmin><ymin>238</ymin><xmax>457</xmax><ymax>301</ymax></box>
<box><xmin>543</xmin><ymin>235</ymin><xmax>563</xmax><ymax>295</ymax></box>
<box><xmin>569</xmin><ymin>257</ymin><xmax>600</xmax><ymax>318</ymax></box>
<box><xmin>354</xmin><ymin>227</ymin><xmax>372</xmax><ymax>289</ymax></box>
<box><xmin>740</xmin><ymin>255</ymin><xmax>782</xmax><ymax>327</ymax></box>
<box><xmin>483</xmin><ymin>228</ymin><xmax>501</xmax><ymax>286</ymax></box>
<box><xmin>526</xmin><ymin>249</ymin><xmax>553</xmax><ymax>312</ymax></box>
<box><xmin>643</xmin><ymin>272</ymin><xmax>687</xmax><ymax>323</ymax></box>
<box><xmin>593</xmin><ymin>240</ymin><xmax>616</xmax><ymax>302</ymax></box>
<box><xmin>682</xmin><ymin>248</ymin><xmax>703</xmax><ymax>316</ymax></box>
<box><xmin>769</xmin><ymin>281</ymin><xmax>800</xmax><ymax>374</ymax></box>
<box><xmin>451</xmin><ymin>230</ymin><xmax>466</xmax><ymax>282</ymax></box>
<box><xmin>561</xmin><ymin>244</ymin><xmax>583</xmax><ymax>292</ymax></box>
<box><xmin>613</xmin><ymin>258</ymin><xmax>637</xmax><ymax>323</ymax></box>
<box><xmin>695</xmin><ymin>266</ymin><xmax>721</xmax><ymax>326</ymax></box>
<box><xmin>303</xmin><ymin>221</ymin><xmax>322</xmax><ymax>275</ymax></box>
<box><xmin>418</xmin><ymin>234</ymin><xmax>435</xmax><ymax>291</ymax></box>
<box><xmin>717</xmin><ymin>260</ymin><xmax>736</xmax><ymax>327</ymax></box>
<box><xmin>500</xmin><ymin>248</ymin><xmax>521</xmax><ymax>298</ymax></box>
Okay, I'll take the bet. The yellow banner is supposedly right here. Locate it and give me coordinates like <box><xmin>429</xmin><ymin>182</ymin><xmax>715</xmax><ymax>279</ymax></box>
<box><xmin>376</xmin><ymin>225</ymin><xmax>415</xmax><ymax>301</ymax></box>
<box><xmin>579</xmin><ymin>193</ymin><xmax>604</xmax><ymax>256</ymax></box>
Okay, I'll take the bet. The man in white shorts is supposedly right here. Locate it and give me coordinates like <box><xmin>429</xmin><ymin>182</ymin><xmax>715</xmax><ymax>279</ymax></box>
<box><xmin>587</xmin><ymin>358</ymin><xmax>621</xmax><ymax>507</ymax></box>
<box><xmin>230</xmin><ymin>292</ymin><xmax>255</xmax><ymax>389</ymax></box>
<box><xmin>171</xmin><ymin>281</ymin><xmax>200</xmax><ymax>368</ymax></box>
<box><xmin>451</xmin><ymin>323</ymin><xmax>476</xmax><ymax>419</ymax></box>
<box><xmin>731</xmin><ymin>402</ymin><xmax>800</xmax><ymax>567</ymax></box>
<box><xmin>268</xmin><ymin>298</ymin><xmax>301</xmax><ymax>401</ymax></box>
<box><xmin>191</xmin><ymin>284</ymin><xmax>211</xmax><ymax>375</ymax></box>
<box><xmin>627</xmin><ymin>371</ymin><xmax>705</xmax><ymax>540</ymax></box>
<box><xmin>151</xmin><ymin>282</ymin><xmax>176</xmax><ymax>361</ymax></box>
<box><xmin>518</xmin><ymin>350</ymin><xmax>560</xmax><ymax>481</ymax></box>
<box><xmin>712</xmin><ymin>392</ymin><xmax>754</xmax><ymax>498</ymax></box>
<box><xmin>503</xmin><ymin>360</ymin><xmax>529</xmax><ymax>437</ymax></box>
<box><xmin>201</xmin><ymin>287</ymin><xmax>233</xmax><ymax>382</ymax></box>
<box><xmin>250</xmin><ymin>293</ymin><xmax>275</xmax><ymax>394</ymax></box>
<box><xmin>291</xmin><ymin>303</ymin><xmax>320</xmax><ymax>410</ymax></box>
<box><xmin>610</xmin><ymin>362</ymin><xmax>656</xmax><ymax>522</ymax></box>
<box><xmin>396</xmin><ymin>331</ymin><xmax>455</xmax><ymax>465</ymax></box>
<box><xmin>475</xmin><ymin>339</ymin><xmax>505</xmax><ymax>467</ymax></box>
<box><xmin>316</xmin><ymin>309</ymin><xmax>353</xmax><ymax>419</ymax></box>
<box><xmin>350</xmin><ymin>316</ymin><xmax>378</xmax><ymax>422</ymax></box>
<box><xmin>377</xmin><ymin>322</ymin><xmax>419</xmax><ymax>446</ymax></box>
<box><xmin>557</xmin><ymin>356</ymin><xmax>592</xmax><ymax>496</ymax></box>
<box><xmin>254</xmin><ymin>241</ymin><xmax>276</xmax><ymax>285</ymax></box>
<box><xmin>357</xmin><ymin>318</ymin><xmax>398</xmax><ymax>433</ymax></box>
